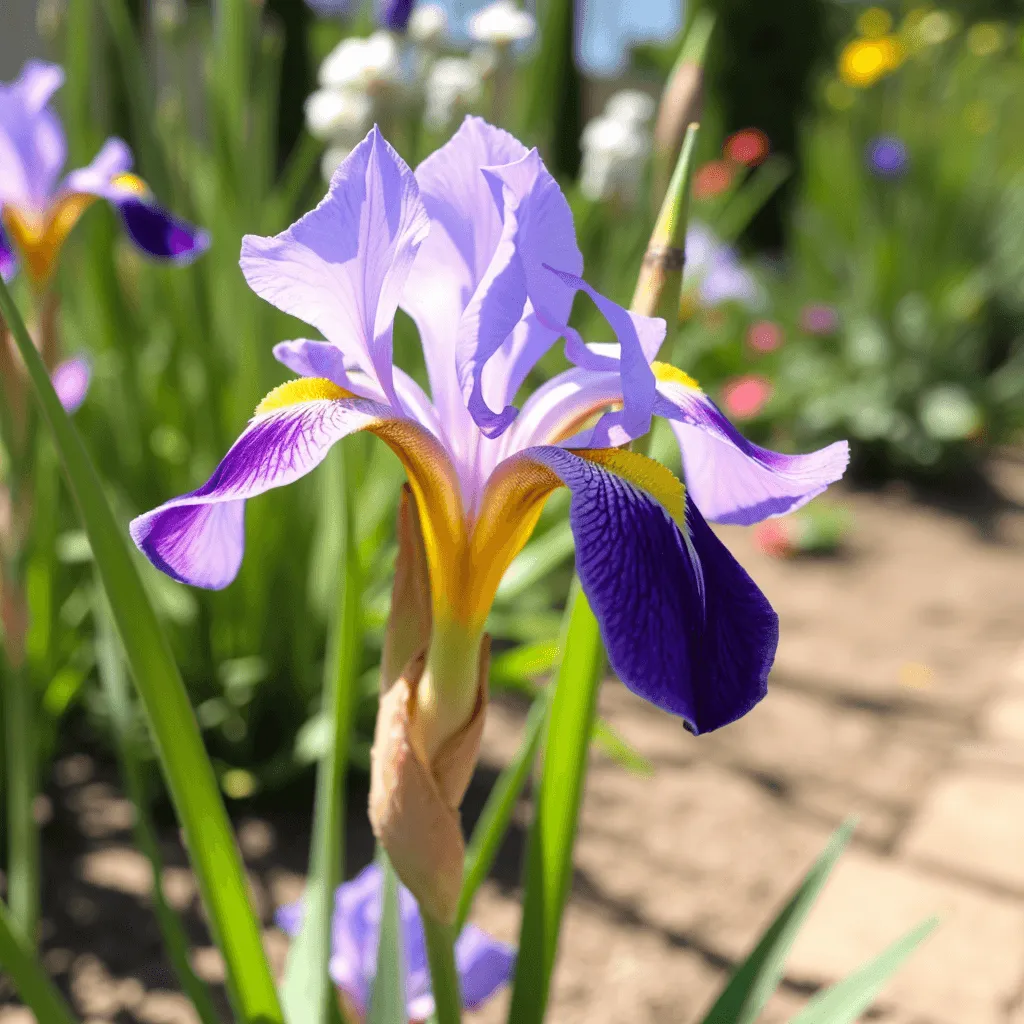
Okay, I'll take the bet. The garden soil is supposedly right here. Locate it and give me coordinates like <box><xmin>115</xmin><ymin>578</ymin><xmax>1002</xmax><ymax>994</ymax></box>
<box><xmin>3</xmin><ymin>456</ymin><xmax>1024</xmax><ymax>1024</ymax></box>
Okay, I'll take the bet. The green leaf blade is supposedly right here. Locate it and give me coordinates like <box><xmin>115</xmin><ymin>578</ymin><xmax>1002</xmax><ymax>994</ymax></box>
<box><xmin>367</xmin><ymin>852</ymin><xmax>407</xmax><ymax>1024</ymax></box>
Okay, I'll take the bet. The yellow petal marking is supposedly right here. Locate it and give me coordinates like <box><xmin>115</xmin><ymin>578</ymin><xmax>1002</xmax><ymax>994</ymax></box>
<box><xmin>577</xmin><ymin>447</ymin><xmax>687</xmax><ymax>528</ymax></box>
<box><xmin>254</xmin><ymin>377</ymin><xmax>355</xmax><ymax>414</ymax></box>
<box><xmin>111</xmin><ymin>172</ymin><xmax>151</xmax><ymax>198</ymax></box>
<box><xmin>3</xmin><ymin>195</ymin><xmax>96</xmax><ymax>285</ymax></box>
<box><xmin>651</xmin><ymin>361</ymin><xmax>701</xmax><ymax>391</ymax></box>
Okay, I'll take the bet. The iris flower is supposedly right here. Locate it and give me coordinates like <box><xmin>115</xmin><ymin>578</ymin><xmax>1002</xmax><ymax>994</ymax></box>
<box><xmin>131</xmin><ymin>118</ymin><xmax>848</xmax><ymax>738</ymax></box>
<box><xmin>0</xmin><ymin>61</ymin><xmax>208</xmax><ymax>285</ymax></box>
<box><xmin>277</xmin><ymin>863</ymin><xmax>515</xmax><ymax>1021</ymax></box>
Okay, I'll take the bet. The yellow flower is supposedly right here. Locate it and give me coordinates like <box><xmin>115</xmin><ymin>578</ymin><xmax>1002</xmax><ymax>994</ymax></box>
<box><xmin>967</xmin><ymin>22</ymin><xmax>1006</xmax><ymax>57</ymax></box>
<box><xmin>838</xmin><ymin>36</ymin><xmax>904</xmax><ymax>88</ymax></box>
<box><xmin>857</xmin><ymin>7</ymin><xmax>893</xmax><ymax>39</ymax></box>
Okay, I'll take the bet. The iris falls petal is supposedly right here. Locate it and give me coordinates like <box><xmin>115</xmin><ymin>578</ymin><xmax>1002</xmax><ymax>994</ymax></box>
<box><xmin>655</xmin><ymin>364</ymin><xmax>850</xmax><ymax>525</ymax></box>
<box><xmin>502</xmin><ymin>445</ymin><xmax>778</xmax><ymax>733</ymax></box>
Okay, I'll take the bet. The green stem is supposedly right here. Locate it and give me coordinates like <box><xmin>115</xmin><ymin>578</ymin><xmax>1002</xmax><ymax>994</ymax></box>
<box><xmin>423</xmin><ymin>914</ymin><xmax>462</xmax><ymax>1024</ymax></box>
<box><xmin>0</xmin><ymin>268</ymin><xmax>284</xmax><ymax>1024</ymax></box>
<box><xmin>2</xmin><ymin>655</ymin><xmax>38</xmax><ymax>945</ymax></box>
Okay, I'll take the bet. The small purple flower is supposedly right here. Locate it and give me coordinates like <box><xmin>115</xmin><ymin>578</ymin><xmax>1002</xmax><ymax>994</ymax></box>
<box><xmin>377</xmin><ymin>0</ymin><xmax>416</xmax><ymax>32</ymax></box>
<box><xmin>799</xmin><ymin>303</ymin><xmax>839</xmax><ymax>335</ymax></box>
<box><xmin>0</xmin><ymin>61</ymin><xmax>209</xmax><ymax>284</ymax></box>
<box><xmin>867</xmin><ymin>135</ymin><xmax>908</xmax><ymax>178</ymax></box>
<box><xmin>51</xmin><ymin>355</ymin><xmax>91</xmax><ymax>413</ymax></box>
<box><xmin>276</xmin><ymin>864</ymin><xmax>516</xmax><ymax>1019</ymax></box>
<box><xmin>685</xmin><ymin>222</ymin><xmax>761</xmax><ymax>309</ymax></box>
<box><xmin>131</xmin><ymin>118</ymin><xmax>850</xmax><ymax>736</ymax></box>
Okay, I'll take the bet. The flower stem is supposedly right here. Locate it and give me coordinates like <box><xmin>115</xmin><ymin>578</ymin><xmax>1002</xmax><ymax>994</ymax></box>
<box><xmin>423</xmin><ymin>913</ymin><xmax>462</xmax><ymax>1024</ymax></box>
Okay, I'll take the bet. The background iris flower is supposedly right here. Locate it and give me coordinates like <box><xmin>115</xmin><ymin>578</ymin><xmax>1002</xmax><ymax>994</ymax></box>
<box><xmin>131</xmin><ymin>117</ymin><xmax>848</xmax><ymax>740</ymax></box>
<box><xmin>276</xmin><ymin>863</ymin><xmax>515</xmax><ymax>1021</ymax></box>
<box><xmin>0</xmin><ymin>60</ymin><xmax>209</xmax><ymax>285</ymax></box>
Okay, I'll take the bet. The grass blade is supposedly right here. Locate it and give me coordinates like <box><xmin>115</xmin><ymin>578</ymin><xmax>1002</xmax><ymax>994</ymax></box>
<box><xmin>507</xmin><ymin>580</ymin><xmax>605</xmax><ymax>1024</ymax></box>
<box><xmin>0</xmin><ymin>897</ymin><xmax>80</xmax><ymax>1024</ymax></box>
<box><xmin>456</xmin><ymin>691</ymin><xmax>549</xmax><ymax>932</ymax></box>
<box><xmin>0</xmin><ymin>274</ymin><xmax>283</xmax><ymax>1023</ymax></box>
<box><xmin>699</xmin><ymin>819</ymin><xmax>858</xmax><ymax>1024</ymax></box>
<box><xmin>282</xmin><ymin>450</ymin><xmax>362</xmax><ymax>1024</ymax></box>
<box><xmin>788</xmin><ymin>919</ymin><xmax>937</xmax><ymax>1024</ymax></box>
<box><xmin>592</xmin><ymin>718</ymin><xmax>654</xmax><ymax>777</ymax></box>
<box><xmin>94</xmin><ymin>593</ymin><xmax>221</xmax><ymax>1024</ymax></box>
<box><xmin>367</xmin><ymin>851</ymin><xmax>407</xmax><ymax>1024</ymax></box>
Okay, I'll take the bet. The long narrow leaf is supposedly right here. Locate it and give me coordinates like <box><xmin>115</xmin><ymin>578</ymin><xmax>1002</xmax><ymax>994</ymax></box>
<box><xmin>422</xmin><ymin>914</ymin><xmax>461</xmax><ymax>1024</ymax></box>
<box><xmin>0</xmin><ymin>275</ymin><xmax>284</xmax><ymax>1024</ymax></box>
<box><xmin>0</xmin><ymin>897</ymin><xmax>80</xmax><ymax>1024</ymax></box>
<box><xmin>456</xmin><ymin>691</ymin><xmax>549</xmax><ymax>931</ymax></box>
<box><xmin>367</xmin><ymin>852</ymin><xmax>406</xmax><ymax>1024</ymax></box>
<box><xmin>282</xmin><ymin>450</ymin><xmax>362</xmax><ymax>1024</ymax></box>
<box><xmin>788</xmin><ymin>919</ymin><xmax>938</xmax><ymax>1024</ymax></box>
<box><xmin>94</xmin><ymin>594</ymin><xmax>221</xmax><ymax>1024</ymax></box>
<box><xmin>507</xmin><ymin>581</ymin><xmax>604</xmax><ymax>1024</ymax></box>
<box><xmin>700</xmin><ymin>820</ymin><xmax>857</xmax><ymax>1024</ymax></box>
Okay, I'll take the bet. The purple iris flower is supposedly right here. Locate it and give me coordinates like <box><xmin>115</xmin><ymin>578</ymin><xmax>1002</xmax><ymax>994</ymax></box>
<box><xmin>277</xmin><ymin>863</ymin><xmax>515</xmax><ymax>1020</ymax></box>
<box><xmin>51</xmin><ymin>355</ymin><xmax>91</xmax><ymax>413</ymax></box>
<box><xmin>377</xmin><ymin>0</ymin><xmax>417</xmax><ymax>32</ymax></box>
<box><xmin>130</xmin><ymin>118</ymin><xmax>849</xmax><ymax>733</ymax></box>
<box><xmin>867</xmin><ymin>136</ymin><xmax>908</xmax><ymax>178</ymax></box>
<box><xmin>0</xmin><ymin>61</ymin><xmax>208</xmax><ymax>285</ymax></box>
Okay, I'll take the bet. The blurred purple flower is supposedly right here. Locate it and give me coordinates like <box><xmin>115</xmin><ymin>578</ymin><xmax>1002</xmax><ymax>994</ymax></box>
<box><xmin>867</xmin><ymin>136</ymin><xmax>908</xmax><ymax>178</ymax></box>
<box><xmin>799</xmin><ymin>303</ymin><xmax>839</xmax><ymax>335</ymax></box>
<box><xmin>686</xmin><ymin>222</ymin><xmax>761</xmax><ymax>309</ymax></box>
<box><xmin>276</xmin><ymin>864</ymin><xmax>515</xmax><ymax>1019</ymax></box>
<box><xmin>0</xmin><ymin>61</ymin><xmax>208</xmax><ymax>284</ymax></box>
<box><xmin>377</xmin><ymin>0</ymin><xmax>416</xmax><ymax>31</ymax></box>
<box><xmin>51</xmin><ymin>356</ymin><xmax>90</xmax><ymax>414</ymax></box>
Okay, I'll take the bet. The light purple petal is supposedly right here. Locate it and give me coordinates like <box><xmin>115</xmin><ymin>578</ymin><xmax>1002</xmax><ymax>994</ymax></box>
<box><xmin>275</xmin><ymin>900</ymin><xmax>305</xmax><ymax>937</ymax></box>
<box><xmin>403</xmin><ymin>117</ymin><xmax>529</xmax><ymax>445</ymax></box>
<box><xmin>60</xmin><ymin>137</ymin><xmax>133</xmax><ymax>199</ymax></box>
<box><xmin>656</xmin><ymin>377</ymin><xmax>849</xmax><ymax>525</ymax></box>
<box><xmin>454</xmin><ymin>926</ymin><xmax>516</xmax><ymax>1010</ymax></box>
<box><xmin>241</xmin><ymin>127</ymin><xmax>429</xmax><ymax>410</ymax></box>
<box><xmin>130</xmin><ymin>397</ymin><xmax>392</xmax><ymax>589</ymax></box>
<box><xmin>456</xmin><ymin>145</ymin><xmax>584</xmax><ymax>436</ymax></box>
<box><xmin>51</xmin><ymin>356</ymin><xmax>91</xmax><ymax>413</ymax></box>
<box><xmin>0</xmin><ymin>61</ymin><xmax>67</xmax><ymax>210</ymax></box>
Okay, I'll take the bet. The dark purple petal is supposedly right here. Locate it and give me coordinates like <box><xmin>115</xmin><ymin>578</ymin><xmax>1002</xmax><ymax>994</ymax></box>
<box><xmin>0</xmin><ymin>223</ymin><xmax>16</xmax><ymax>281</ymax></box>
<box><xmin>113</xmin><ymin>197</ymin><xmax>210</xmax><ymax>264</ymax></box>
<box><xmin>377</xmin><ymin>0</ymin><xmax>415</xmax><ymax>31</ymax></box>
<box><xmin>51</xmin><ymin>356</ymin><xmax>91</xmax><ymax>413</ymax></box>
<box><xmin>130</xmin><ymin>397</ymin><xmax>391</xmax><ymax>589</ymax></box>
<box><xmin>519</xmin><ymin>446</ymin><xmax>778</xmax><ymax>733</ymax></box>
<box><xmin>656</xmin><ymin>379</ymin><xmax>849</xmax><ymax>525</ymax></box>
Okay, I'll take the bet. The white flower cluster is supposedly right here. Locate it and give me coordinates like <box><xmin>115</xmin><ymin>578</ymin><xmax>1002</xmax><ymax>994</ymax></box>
<box><xmin>579</xmin><ymin>89</ymin><xmax>657</xmax><ymax>207</ymax></box>
<box><xmin>467</xmin><ymin>0</ymin><xmax>536</xmax><ymax>47</ymax></box>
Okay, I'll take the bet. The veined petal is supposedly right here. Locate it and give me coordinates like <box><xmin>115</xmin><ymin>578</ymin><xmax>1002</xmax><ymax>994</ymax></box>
<box><xmin>654</xmin><ymin>364</ymin><xmax>850</xmax><ymax>525</ymax></box>
<box><xmin>0</xmin><ymin>61</ymin><xmax>67</xmax><ymax>210</ymax></box>
<box><xmin>241</xmin><ymin>127</ymin><xmax>429</xmax><ymax>408</ymax></box>
<box><xmin>132</xmin><ymin>378</ymin><xmax>464</xmax><ymax>609</ymax></box>
<box><xmin>486</xmin><ymin>445</ymin><xmax>778</xmax><ymax>732</ymax></box>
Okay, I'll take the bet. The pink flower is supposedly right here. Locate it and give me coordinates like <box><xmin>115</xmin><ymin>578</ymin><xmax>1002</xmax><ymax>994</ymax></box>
<box><xmin>725</xmin><ymin>128</ymin><xmax>770</xmax><ymax>167</ymax></box>
<box><xmin>722</xmin><ymin>375</ymin><xmax>773</xmax><ymax>420</ymax></box>
<box><xmin>746</xmin><ymin>320</ymin><xmax>783</xmax><ymax>354</ymax></box>
<box><xmin>753</xmin><ymin>520</ymin><xmax>793</xmax><ymax>558</ymax></box>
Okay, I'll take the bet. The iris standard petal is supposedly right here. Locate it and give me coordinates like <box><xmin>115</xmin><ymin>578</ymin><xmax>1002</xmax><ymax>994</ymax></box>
<box><xmin>241</xmin><ymin>127</ymin><xmax>429</xmax><ymax>408</ymax></box>
<box><xmin>456</xmin><ymin>145</ymin><xmax>584</xmax><ymax>435</ymax></box>
<box><xmin>0</xmin><ymin>60</ymin><xmax>67</xmax><ymax>210</ymax></box>
<box><xmin>59</xmin><ymin>137</ymin><xmax>133</xmax><ymax>197</ymax></box>
<box><xmin>51</xmin><ymin>356</ymin><xmax>91</xmax><ymax>413</ymax></box>
<box><xmin>403</xmin><ymin>117</ymin><xmax>529</xmax><ymax>440</ymax></box>
<box><xmin>655</xmin><ymin>365</ymin><xmax>850</xmax><ymax>525</ymax></box>
<box><xmin>492</xmin><ymin>445</ymin><xmax>778</xmax><ymax>733</ymax></box>
<box><xmin>130</xmin><ymin>385</ymin><xmax>394</xmax><ymax>589</ymax></box>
